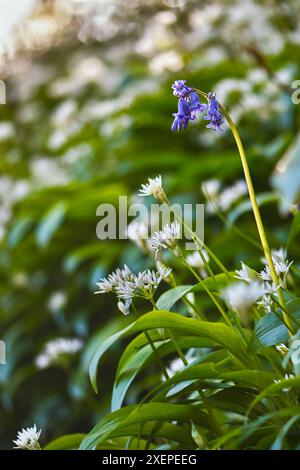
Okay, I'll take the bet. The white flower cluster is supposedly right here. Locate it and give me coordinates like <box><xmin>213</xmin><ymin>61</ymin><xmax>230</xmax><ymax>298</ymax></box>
<box><xmin>47</xmin><ymin>291</ymin><xmax>66</xmax><ymax>313</ymax></box>
<box><xmin>231</xmin><ymin>248</ymin><xmax>293</xmax><ymax>315</ymax></box>
<box><xmin>96</xmin><ymin>264</ymin><xmax>171</xmax><ymax>315</ymax></box>
<box><xmin>0</xmin><ymin>122</ymin><xmax>15</xmax><ymax>141</ymax></box>
<box><xmin>222</xmin><ymin>281</ymin><xmax>265</xmax><ymax>325</ymax></box>
<box><xmin>126</xmin><ymin>218</ymin><xmax>150</xmax><ymax>252</ymax></box>
<box><xmin>150</xmin><ymin>221</ymin><xmax>181</xmax><ymax>258</ymax></box>
<box><xmin>186</xmin><ymin>249</ymin><xmax>210</xmax><ymax>278</ymax></box>
<box><xmin>202</xmin><ymin>179</ymin><xmax>247</xmax><ymax>213</ymax></box>
<box><xmin>138</xmin><ymin>175</ymin><xmax>166</xmax><ymax>202</ymax></box>
<box><xmin>260</xmin><ymin>248</ymin><xmax>293</xmax><ymax>287</ymax></box>
<box><xmin>35</xmin><ymin>338</ymin><xmax>83</xmax><ymax>370</ymax></box>
<box><xmin>13</xmin><ymin>424</ymin><xmax>41</xmax><ymax>450</ymax></box>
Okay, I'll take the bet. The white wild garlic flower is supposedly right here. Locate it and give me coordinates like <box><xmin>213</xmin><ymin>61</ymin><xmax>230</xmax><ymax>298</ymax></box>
<box><xmin>150</xmin><ymin>221</ymin><xmax>181</xmax><ymax>257</ymax></box>
<box><xmin>96</xmin><ymin>264</ymin><xmax>171</xmax><ymax>315</ymax></box>
<box><xmin>126</xmin><ymin>218</ymin><xmax>149</xmax><ymax>251</ymax></box>
<box><xmin>201</xmin><ymin>179</ymin><xmax>221</xmax><ymax>214</ymax></box>
<box><xmin>186</xmin><ymin>249</ymin><xmax>209</xmax><ymax>277</ymax></box>
<box><xmin>35</xmin><ymin>338</ymin><xmax>83</xmax><ymax>369</ymax></box>
<box><xmin>139</xmin><ymin>175</ymin><xmax>166</xmax><ymax>202</ymax></box>
<box><xmin>235</xmin><ymin>253</ymin><xmax>292</xmax><ymax>313</ymax></box>
<box><xmin>218</xmin><ymin>180</ymin><xmax>247</xmax><ymax>211</ymax></box>
<box><xmin>256</xmin><ymin>281</ymin><xmax>279</xmax><ymax>312</ymax></box>
<box><xmin>256</xmin><ymin>293</ymin><xmax>274</xmax><ymax>312</ymax></box>
<box><xmin>96</xmin><ymin>265</ymin><xmax>135</xmax><ymax>294</ymax></box>
<box><xmin>47</xmin><ymin>291</ymin><xmax>66</xmax><ymax>312</ymax></box>
<box><xmin>260</xmin><ymin>247</ymin><xmax>293</xmax><ymax>286</ymax></box>
<box><xmin>13</xmin><ymin>424</ymin><xmax>42</xmax><ymax>450</ymax></box>
<box><xmin>235</xmin><ymin>262</ymin><xmax>257</xmax><ymax>283</ymax></box>
<box><xmin>201</xmin><ymin>179</ymin><xmax>221</xmax><ymax>199</ymax></box>
<box><xmin>222</xmin><ymin>281</ymin><xmax>265</xmax><ymax>325</ymax></box>
<box><xmin>202</xmin><ymin>179</ymin><xmax>247</xmax><ymax>213</ymax></box>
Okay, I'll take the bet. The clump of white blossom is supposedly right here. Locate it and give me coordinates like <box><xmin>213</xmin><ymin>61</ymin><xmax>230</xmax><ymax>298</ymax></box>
<box><xmin>35</xmin><ymin>338</ymin><xmax>83</xmax><ymax>370</ymax></box>
<box><xmin>139</xmin><ymin>175</ymin><xmax>167</xmax><ymax>203</ymax></box>
<box><xmin>260</xmin><ymin>248</ymin><xmax>293</xmax><ymax>287</ymax></box>
<box><xmin>201</xmin><ymin>179</ymin><xmax>221</xmax><ymax>213</ymax></box>
<box><xmin>126</xmin><ymin>218</ymin><xmax>150</xmax><ymax>252</ymax></box>
<box><xmin>96</xmin><ymin>264</ymin><xmax>171</xmax><ymax>315</ymax></box>
<box><xmin>233</xmin><ymin>247</ymin><xmax>293</xmax><ymax>314</ymax></box>
<box><xmin>202</xmin><ymin>179</ymin><xmax>247</xmax><ymax>213</ymax></box>
<box><xmin>222</xmin><ymin>281</ymin><xmax>265</xmax><ymax>325</ymax></box>
<box><xmin>150</xmin><ymin>221</ymin><xmax>181</xmax><ymax>258</ymax></box>
<box><xmin>13</xmin><ymin>424</ymin><xmax>42</xmax><ymax>450</ymax></box>
<box><xmin>47</xmin><ymin>291</ymin><xmax>66</xmax><ymax>313</ymax></box>
<box><xmin>186</xmin><ymin>249</ymin><xmax>210</xmax><ymax>278</ymax></box>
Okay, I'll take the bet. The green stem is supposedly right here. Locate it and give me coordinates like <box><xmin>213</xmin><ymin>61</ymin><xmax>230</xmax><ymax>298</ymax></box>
<box><xmin>164</xmin><ymin>196</ymin><xmax>233</xmax><ymax>281</ymax></box>
<box><xmin>182</xmin><ymin>258</ymin><xmax>231</xmax><ymax>326</ymax></box>
<box><xmin>194</xmin><ymin>88</ymin><xmax>293</xmax><ymax>334</ymax></box>
<box><xmin>221</xmin><ymin>108</ymin><xmax>293</xmax><ymax>334</ymax></box>
<box><xmin>183</xmin><ymin>293</ymin><xmax>206</xmax><ymax>320</ymax></box>
<box><xmin>160</xmin><ymin>266</ymin><xmax>206</xmax><ymax>320</ymax></box>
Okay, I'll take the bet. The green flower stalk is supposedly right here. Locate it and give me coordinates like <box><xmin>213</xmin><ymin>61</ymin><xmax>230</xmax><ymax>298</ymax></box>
<box><xmin>170</xmin><ymin>80</ymin><xmax>293</xmax><ymax>333</ymax></box>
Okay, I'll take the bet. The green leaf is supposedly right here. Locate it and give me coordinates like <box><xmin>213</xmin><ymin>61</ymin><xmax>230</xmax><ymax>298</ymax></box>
<box><xmin>111</xmin><ymin>338</ymin><xmax>166</xmax><ymax>412</ymax></box>
<box><xmin>36</xmin><ymin>202</ymin><xmax>67</xmax><ymax>247</ymax></box>
<box><xmin>89</xmin><ymin>310</ymin><xmax>253</xmax><ymax>393</ymax></box>
<box><xmin>143</xmin><ymin>362</ymin><xmax>218</xmax><ymax>402</ymax></box>
<box><xmin>228</xmin><ymin>192</ymin><xmax>279</xmax><ymax>226</ymax></box>
<box><xmin>111</xmin><ymin>346</ymin><xmax>218</xmax><ymax>411</ymax></box>
<box><xmin>156</xmin><ymin>274</ymin><xmax>231</xmax><ymax>311</ymax></box>
<box><xmin>111</xmin><ymin>333</ymin><xmax>215</xmax><ymax>411</ymax></box>
<box><xmin>288</xmin><ymin>211</ymin><xmax>300</xmax><ymax>246</ymax></box>
<box><xmin>8</xmin><ymin>216</ymin><xmax>33</xmax><ymax>247</ymax></box>
<box><xmin>106</xmin><ymin>423</ymin><xmax>194</xmax><ymax>449</ymax></box>
<box><xmin>271</xmin><ymin>416</ymin><xmax>300</xmax><ymax>450</ymax></box>
<box><xmin>80</xmin><ymin>403</ymin><xmax>210</xmax><ymax>450</ymax></box>
<box><xmin>45</xmin><ymin>433</ymin><xmax>85</xmax><ymax>450</ymax></box>
<box><xmin>271</xmin><ymin>132</ymin><xmax>300</xmax><ymax>212</ymax></box>
<box><xmin>249</xmin><ymin>377</ymin><xmax>300</xmax><ymax>413</ymax></box>
<box><xmin>156</xmin><ymin>285</ymin><xmax>193</xmax><ymax>311</ymax></box>
<box><xmin>254</xmin><ymin>312</ymin><xmax>288</xmax><ymax>346</ymax></box>
<box><xmin>255</xmin><ymin>310</ymin><xmax>300</xmax><ymax>346</ymax></box>
<box><xmin>220</xmin><ymin>370</ymin><xmax>276</xmax><ymax>390</ymax></box>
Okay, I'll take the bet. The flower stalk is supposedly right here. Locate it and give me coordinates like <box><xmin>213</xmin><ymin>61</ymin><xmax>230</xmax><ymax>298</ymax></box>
<box><xmin>221</xmin><ymin>106</ymin><xmax>293</xmax><ymax>334</ymax></box>
<box><xmin>192</xmin><ymin>87</ymin><xmax>293</xmax><ymax>334</ymax></box>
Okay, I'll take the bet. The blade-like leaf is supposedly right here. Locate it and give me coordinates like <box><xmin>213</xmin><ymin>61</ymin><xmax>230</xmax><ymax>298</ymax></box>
<box><xmin>112</xmin><ymin>334</ymin><xmax>215</xmax><ymax>411</ymax></box>
<box><xmin>45</xmin><ymin>434</ymin><xmax>85</xmax><ymax>450</ymax></box>
<box><xmin>80</xmin><ymin>402</ymin><xmax>210</xmax><ymax>450</ymax></box>
<box><xmin>36</xmin><ymin>201</ymin><xmax>67</xmax><ymax>247</ymax></box>
<box><xmin>89</xmin><ymin>310</ymin><xmax>253</xmax><ymax>393</ymax></box>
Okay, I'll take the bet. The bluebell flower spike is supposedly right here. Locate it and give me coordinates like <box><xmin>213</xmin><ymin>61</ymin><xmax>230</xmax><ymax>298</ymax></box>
<box><xmin>171</xmin><ymin>80</ymin><xmax>191</xmax><ymax>98</ymax></box>
<box><xmin>204</xmin><ymin>92</ymin><xmax>224</xmax><ymax>132</ymax></box>
<box><xmin>171</xmin><ymin>98</ymin><xmax>192</xmax><ymax>132</ymax></box>
<box><xmin>171</xmin><ymin>81</ymin><xmax>223</xmax><ymax>132</ymax></box>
